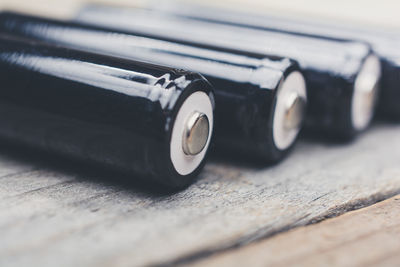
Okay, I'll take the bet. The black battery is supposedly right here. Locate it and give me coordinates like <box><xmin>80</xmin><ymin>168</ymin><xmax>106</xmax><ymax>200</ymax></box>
<box><xmin>75</xmin><ymin>5</ymin><xmax>383</xmax><ymax>139</ymax></box>
<box><xmin>0</xmin><ymin>12</ymin><xmax>308</xmax><ymax>163</ymax></box>
<box><xmin>144</xmin><ymin>2</ymin><xmax>400</xmax><ymax>119</ymax></box>
<box><xmin>0</xmin><ymin>34</ymin><xmax>215</xmax><ymax>188</ymax></box>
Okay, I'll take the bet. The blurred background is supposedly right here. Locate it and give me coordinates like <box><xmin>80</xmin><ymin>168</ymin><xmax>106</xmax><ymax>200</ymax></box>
<box><xmin>1</xmin><ymin>0</ymin><xmax>400</xmax><ymax>29</ymax></box>
<box><xmin>0</xmin><ymin>1</ymin><xmax>399</xmax><ymax>266</ymax></box>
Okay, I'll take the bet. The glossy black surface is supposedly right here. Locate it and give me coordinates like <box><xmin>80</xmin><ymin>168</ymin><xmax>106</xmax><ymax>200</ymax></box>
<box><xmin>0</xmin><ymin>34</ymin><xmax>213</xmax><ymax>188</ymax></box>
<box><xmin>75</xmin><ymin>5</ymin><xmax>377</xmax><ymax>138</ymax></box>
<box><xmin>145</xmin><ymin>2</ymin><xmax>400</xmax><ymax>118</ymax></box>
<box><xmin>0</xmin><ymin>12</ymin><xmax>301</xmax><ymax>163</ymax></box>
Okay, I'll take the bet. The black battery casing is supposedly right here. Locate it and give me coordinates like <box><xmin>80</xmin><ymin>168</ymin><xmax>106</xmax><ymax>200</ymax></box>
<box><xmin>145</xmin><ymin>2</ymin><xmax>400</xmax><ymax>119</ymax></box>
<box><xmin>0</xmin><ymin>34</ymin><xmax>214</xmax><ymax>188</ymax></box>
<box><xmin>0</xmin><ymin>12</ymin><xmax>304</xmax><ymax>163</ymax></box>
<box><xmin>75</xmin><ymin>6</ymin><xmax>380</xmax><ymax>138</ymax></box>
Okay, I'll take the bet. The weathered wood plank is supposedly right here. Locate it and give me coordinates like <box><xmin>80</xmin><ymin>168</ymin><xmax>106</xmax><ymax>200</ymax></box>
<box><xmin>0</xmin><ymin>1</ymin><xmax>399</xmax><ymax>266</ymax></box>
<box><xmin>0</xmin><ymin>123</ymin><xmax>399</xmax><ymax>267</ymax></box>
<box><xmin>190</xmin><ymin>195</ymin><xmax>400</xmax><ymax>267</ymax></box>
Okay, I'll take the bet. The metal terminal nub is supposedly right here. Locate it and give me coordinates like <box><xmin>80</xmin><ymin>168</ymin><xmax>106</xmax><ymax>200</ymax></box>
<box><xmin>182</xmin><ymin>111</ymin><xmax>210</xmax><ymax>156</ymax></box>
<box><xmin>283</xmin><ymin>92</ymin><xmax>307</xmax><ymax>131</ymax></box>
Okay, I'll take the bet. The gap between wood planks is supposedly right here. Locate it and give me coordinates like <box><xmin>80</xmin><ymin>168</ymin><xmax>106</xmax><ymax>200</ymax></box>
<box><xmin>186</xmin><ymin>195</ymin><xmax>400</xmax><ymax>267</ymax></box>
<box><xmin>2</xmin><ymin>124</ymin><xmax>400</xmax><ymax>267</ymax></box>
<box><xmin>159</xmin><ymin>192</ymin><xmax>400</xmax><ymax>266</ymax></box>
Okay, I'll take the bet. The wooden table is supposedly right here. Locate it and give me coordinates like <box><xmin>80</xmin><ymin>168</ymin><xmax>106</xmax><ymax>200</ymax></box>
<box><xmin>0</xmin><ymin>1</ymin><xmax>400</xmax><ymax>266</ymax></box>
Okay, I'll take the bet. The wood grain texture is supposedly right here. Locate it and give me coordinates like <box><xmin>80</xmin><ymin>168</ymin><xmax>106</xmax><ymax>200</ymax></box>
<box><xmin>190</xmin><ymin>195</ymin><xmax>400</xmax><ymax>267</ymax></box>
<box><xmin>0</xmin><ymin>123</ymin><xmax>399</xmax><ymax>267</ymax></box>
<box><xmin>0</xmin><ymin>1</ymin><xmax>399</xmax><ymax>266</ymax></box>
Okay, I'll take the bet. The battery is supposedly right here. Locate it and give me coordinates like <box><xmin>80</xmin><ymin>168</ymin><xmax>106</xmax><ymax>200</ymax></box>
<box><xmin>75</xmin><ymin>5</ymin><xmax>382</xmax><ymax>138</ymax></box>
<box><xmin>0</xmin><ymin>12</ymin><xmax>308</xmax><ymax>163</ymax></box>
<box><xmin>146</xmin><ymin>2</ymin><xmax>400</xmax><ymax>119</ymax></box>
<box><xmin>0</xmin><ymin>34</ymin><xmax>215</xmax><ymax>188</ymax></box>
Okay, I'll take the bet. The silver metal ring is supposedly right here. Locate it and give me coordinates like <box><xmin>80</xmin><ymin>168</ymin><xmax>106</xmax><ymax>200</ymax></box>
<box><xmin>352</xmin><ymin>55</ymin><xmax>382</xmax><ymax>131</ymax></box>
<box><xmin>273</xmin><ymin>71</ymin><xmax>307</xmax><ymax>150</ymax></box>
<box><xmin>170</xmin><ymin>91</ymin><xmax>213</xmax><ymax>175</ymax></box>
